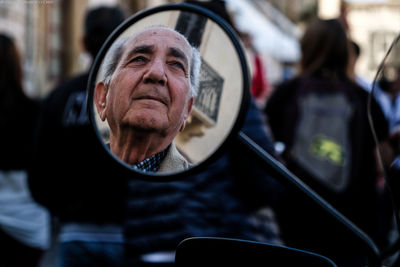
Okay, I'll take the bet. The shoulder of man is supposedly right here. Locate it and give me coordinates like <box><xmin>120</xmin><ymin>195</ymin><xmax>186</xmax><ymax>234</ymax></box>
<box><xmin>159</xmin><ymin>143</ymin><xmax>190</xmax><ymax>173</ymax></box>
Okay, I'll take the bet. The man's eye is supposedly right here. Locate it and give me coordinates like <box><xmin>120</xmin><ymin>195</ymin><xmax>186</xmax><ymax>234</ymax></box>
<box><xmin>130</xmin><ymin>56</ymin><xmax>147</xmax><ymax>63</ymax></box>
<box><xmin>170</xmin><ymin>61</ymin><xmax>185</xmax><ymax>71</ymax></box>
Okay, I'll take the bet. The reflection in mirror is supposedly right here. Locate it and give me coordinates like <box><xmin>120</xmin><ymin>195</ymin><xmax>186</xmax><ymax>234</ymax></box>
<box><xmin>90</xmin><ymin>8</ymin><xmax>245</xmax><ymax>175</ymax></box>
<box><xmin>371</xmin><ymin>33</ymin><xmax>400</xmax><ymax>136</ymax></box>
<box><xmin>369</xmin><ymin>33</ymin><xmax>400</xmax><ymax>263</ymax></box>
<box><xmin>175</xmin><ymin>237</ymin><xmax>337</xmax><ymax>267</ymax></box>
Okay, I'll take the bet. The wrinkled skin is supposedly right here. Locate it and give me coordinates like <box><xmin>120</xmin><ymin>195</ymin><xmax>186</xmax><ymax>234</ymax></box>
<box><xmin>95</xmin><ymin>27</ymin><xmax>194</xmax><ymax>165</ymax></box>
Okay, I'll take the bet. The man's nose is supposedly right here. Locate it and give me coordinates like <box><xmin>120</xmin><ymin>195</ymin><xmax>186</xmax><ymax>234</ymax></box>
<box><xmin>143</xmin><ymin>59</ymin><xmax>167</xmax><ymax>86</ymax></box>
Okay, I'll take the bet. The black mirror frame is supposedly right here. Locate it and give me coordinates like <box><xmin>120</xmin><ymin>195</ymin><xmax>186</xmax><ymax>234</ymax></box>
<box><xmin>175</xmin><ymin>237</ymin><xmax>338</xmax><ymax>267</ymax></box>
<box><xmin>368</xmin><ymin>32</ymin><xmax>400</xmax><ymax>263</ymax></box>
<box><xmin>86</xmin><ymin>2</ymin><xmax>250</xmax><ymax>182</ymax></box>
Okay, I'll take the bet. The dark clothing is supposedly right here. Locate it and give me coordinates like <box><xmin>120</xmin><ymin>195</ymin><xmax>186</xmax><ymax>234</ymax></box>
<box><xmin>264</xmin><ymin>77</ymin><xmax>390</xmax><ymax>263</ymax></box>
<box><xmin>28</xmin><ymin>72</ymin><xmax>125</xmax><ymax>224</ymax></box>
<box><xmin>58</xmin><ymin>241</ymin><xmax>125</xmax><ymax>267</ymax></box>
<box><xmin>0</xmin><ymin>94</ymin><xmax>39</xmax><ymax>170</ymax></box>
<box><xmin>0</xmin><ymin>90</ymin><xmax>47</xmax><ymax>267</ymax></box>
<box><xmin>124</xmin><ymin>99</ymin><xmax>284</xmax><ymax>259</ymax></box>
<box><xmin>0</xmin><ymin>228</ymin><xmax>44</xmax><ymax>267</ymax></box>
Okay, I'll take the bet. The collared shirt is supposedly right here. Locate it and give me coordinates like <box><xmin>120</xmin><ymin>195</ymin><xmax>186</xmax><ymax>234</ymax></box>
<box><xmin>132</xmin><ymin>147</ymin><xmax>169</xmax><ymax>172</ymax></box>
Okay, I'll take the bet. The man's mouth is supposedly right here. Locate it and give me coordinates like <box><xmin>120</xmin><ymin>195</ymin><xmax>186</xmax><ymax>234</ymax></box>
<box><xmin>134</xmin><ymin>95</ymin><xmax>167</xmax><ymax>106</ymax></box>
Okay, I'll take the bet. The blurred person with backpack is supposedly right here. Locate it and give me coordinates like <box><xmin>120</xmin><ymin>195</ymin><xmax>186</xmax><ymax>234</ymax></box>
<box><xmin>264</xmin><ymin>18</ymin><xmax>390</xmax><ymax>266</ymax></box>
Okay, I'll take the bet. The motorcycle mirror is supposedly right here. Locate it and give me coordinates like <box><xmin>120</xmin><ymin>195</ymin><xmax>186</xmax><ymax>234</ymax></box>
<box><xmin>87</xmin><ymin>3</ymin><xmax>250</xmax><ymax>181</ymax></box>
<box><xmin>175</xmin><ymin>237</ymin><xmax>338</xmax><ymax>266</ymax></box>
<box><xmin>369</xmin><ymin>32</ymin><xmax>400</xmax><ymax>261</ymax></box>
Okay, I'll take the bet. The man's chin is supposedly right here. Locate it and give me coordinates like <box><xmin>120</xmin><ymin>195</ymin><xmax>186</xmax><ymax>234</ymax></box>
<box><xmin>125</xmin><ymin>117</ymin><xmax>166</xmax><ymax>133</ymax></box>
<box><xmin>130</xmin><ymin>124</ymin><xmax>161</xmax><ymax>133</ymax></box>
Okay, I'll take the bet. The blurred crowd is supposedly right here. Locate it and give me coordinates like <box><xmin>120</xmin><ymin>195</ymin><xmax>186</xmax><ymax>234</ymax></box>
<box><xmin>1</xmin><ymin>0</ymin><xmax>400</xmax><ymax>267</ymax></box>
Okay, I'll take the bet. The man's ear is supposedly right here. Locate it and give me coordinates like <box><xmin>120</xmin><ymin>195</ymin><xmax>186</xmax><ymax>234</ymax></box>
<box><xmin>179</xmin><ymin>97</ymin><xmax>194</xmax><ymax>132</ymax></box>
<box><xmin>94</xmin><ymin>82</ymin><xmax>108</xmax><ymax>121</ymax></box>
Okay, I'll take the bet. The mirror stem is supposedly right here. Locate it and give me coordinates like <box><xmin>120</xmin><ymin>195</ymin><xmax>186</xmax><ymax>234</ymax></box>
<box><xmin>237</xmin><ymin>131</ymin><xmax>381</xmax><ymax>267</ymax></box>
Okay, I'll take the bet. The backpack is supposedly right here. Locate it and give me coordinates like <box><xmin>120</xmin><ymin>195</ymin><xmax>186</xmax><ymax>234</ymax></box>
<box><xmin>290</xmin><ymin>91</ymin><xmax>353</xmax><ymax>192</ymax></box>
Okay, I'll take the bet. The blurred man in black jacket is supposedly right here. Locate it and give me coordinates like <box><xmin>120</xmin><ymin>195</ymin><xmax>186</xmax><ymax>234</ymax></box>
<box><xmin>28</xmin><ymin>6</ymin><xmax>127</xmax><ymax>267</ymax></box>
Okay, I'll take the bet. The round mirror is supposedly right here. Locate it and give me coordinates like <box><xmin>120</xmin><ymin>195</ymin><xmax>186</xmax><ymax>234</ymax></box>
<box><xmin>366</xmin><ymin>32</ymin><xmax>400</xmax><ymax>264</ymax></box>
<box><xmin>87</xmin><ymin>3</ymin><xmax>249</xmax><ymax>180</ymax></box>
<box><xmin>369</xmin><ymin>32</ymin><xmax>400</xmax><ymax>181</ymax></box>
<box><xmin>369</xmin><ymin>33</ymin><xmax>400</xmax><ymax>251</ymax></box>
<box><xmin>370</xmin><ymin>33</ymin><xmax>400</xmax><ymax>138</ymax></box>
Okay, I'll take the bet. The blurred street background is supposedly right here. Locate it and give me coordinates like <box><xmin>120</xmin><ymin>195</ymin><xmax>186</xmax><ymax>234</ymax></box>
<box><xmin>1</xmin><ymin>0</ymin><xmax>399</xmax><ymax>266</ymax></box>
<box><xmin>0</xmin><ymin>0</ymin><xmax>399</xmax><ymax>102</ymax></box>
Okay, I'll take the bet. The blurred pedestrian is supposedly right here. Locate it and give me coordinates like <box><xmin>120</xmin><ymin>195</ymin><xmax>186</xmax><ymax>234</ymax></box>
<box><xmin>374</xmin><ymin>66</ymin><xmax>400</xmax><ymax>134</ymax></box>
<box><xmin>348</xmin><ymin>40</ymin><xmax>372</xmax><ymax>91</ymax></box>
<box><xmin>0</xmin><ymin>33</ymin><xmax>50</xmax><ymax>267</ymax></box>
<box><xmin>349</xmin><ymin>39</ymin><xmax>400</xmax><ymax>134</ymax></box>
<box><xmin>240</xmin><ymin>31</ymin><xmax>270</xmax><ymax>108</ymax></box>
<box><xmin>264</xmin><ymin>18</ymin><xmax>390</xmax><ymax>265</ymax></box>
<box><xmin>28</xmin><ymin>6</ymin><xmax>127</xmax><ymax>267</ymax></box>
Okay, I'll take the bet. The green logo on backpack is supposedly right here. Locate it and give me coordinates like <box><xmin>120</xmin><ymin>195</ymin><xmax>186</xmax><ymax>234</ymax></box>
<box><xmin>311</xmin><ymin>135</ymin><xmax>345</xmax><ymax>166</ymax></box>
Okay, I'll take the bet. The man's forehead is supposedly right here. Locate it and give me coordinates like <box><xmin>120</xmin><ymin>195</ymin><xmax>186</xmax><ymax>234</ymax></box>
<box><xmin>125</xmin><ymin>27</ymin><xmax>191</xmax><ymax>56</ymax></box>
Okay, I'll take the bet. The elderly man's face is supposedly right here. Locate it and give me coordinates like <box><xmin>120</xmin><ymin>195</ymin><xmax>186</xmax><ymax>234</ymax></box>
<box><xmin>99</xmin><ymin>27</ymin><xmax>194</xmax><ymax>139</ymax></box>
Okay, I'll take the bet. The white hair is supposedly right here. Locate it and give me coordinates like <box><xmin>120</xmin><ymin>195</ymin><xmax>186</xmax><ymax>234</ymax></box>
<box><xmin>100</xmin><ymin>26</ymin><xmax>201</xmax><ymax>98</ymax></box>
